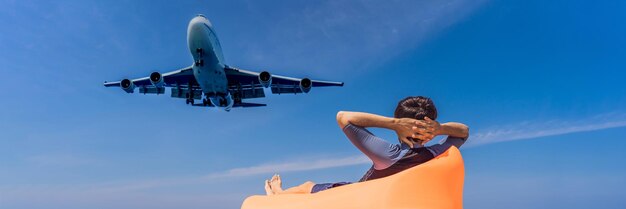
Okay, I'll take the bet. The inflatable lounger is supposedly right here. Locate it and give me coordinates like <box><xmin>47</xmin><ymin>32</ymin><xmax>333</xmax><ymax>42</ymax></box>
<box><xmin>241</xmin><ymin>146</ymin><xmax>464</xmax><ymax>209</ymax></box>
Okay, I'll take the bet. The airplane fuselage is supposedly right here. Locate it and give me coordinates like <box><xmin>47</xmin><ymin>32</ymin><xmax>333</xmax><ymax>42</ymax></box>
<box><xmin>187</xmin><ymin>15</ymin><xmax>228</xmax><ymax>96</ymax></box>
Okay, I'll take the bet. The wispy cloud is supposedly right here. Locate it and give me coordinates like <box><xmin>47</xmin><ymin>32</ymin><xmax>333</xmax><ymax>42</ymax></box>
<box><xmin>204</xmin><ymin>155</ymin><xmax>369</xmax><ymax>178</ymax></box>
<box><xmin>234</xmin><ymin>0</ymin><xmax>489</xmax><ymax>76</ymax></box>
<box><xmin>465</xmin><ymin>113</ymin><xmax>626</xmax><ymax>147</ymax></box>
<box><xmin>9</xmin><ymin>113</ymin><xmax>626</xmax><ymax>195</ymax></box>
<box><xmin>83</xmin><ymin>155</ymin><xmax>370</xmax><ymax>192</ymax></box>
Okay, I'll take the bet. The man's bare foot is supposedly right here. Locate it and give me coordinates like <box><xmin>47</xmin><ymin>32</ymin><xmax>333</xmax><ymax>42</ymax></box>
<box><xmin>264</xmin><ymin>179</ymin><xmax>274</xmax><ymax>196</ymax></box>
<box><xmin>269</xmin><ymin>174</ymin><xmax>284</xmax><ymax>194</ymax></box>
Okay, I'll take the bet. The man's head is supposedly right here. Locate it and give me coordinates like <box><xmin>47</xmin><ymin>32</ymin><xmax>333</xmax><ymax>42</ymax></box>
<box><xmin>394</xmin><ymin>96</ymin><xmax>437</xmax><ymax>120</ymax></box>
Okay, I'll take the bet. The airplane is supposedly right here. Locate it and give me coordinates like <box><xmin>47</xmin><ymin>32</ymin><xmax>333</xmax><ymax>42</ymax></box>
<box><xmin>104</xmin><ymin>15</ymin><xmax>343</xmax><ymax>111</ymax></box>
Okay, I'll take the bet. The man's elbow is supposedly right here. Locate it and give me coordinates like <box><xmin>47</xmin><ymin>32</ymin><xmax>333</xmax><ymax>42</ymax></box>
<box><xmin>336</xmin><ymin>111</ymin><xmax>350</xmax><ymax>128</ymax></box>
<box><xmin>461</xmin><ymin>124</ymin><xmax>470</xmax><ymax>139</ymax></box>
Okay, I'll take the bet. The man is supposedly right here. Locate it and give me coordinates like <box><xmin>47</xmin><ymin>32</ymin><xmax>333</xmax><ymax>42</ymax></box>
<box><xmin>264</xmin><ymin>96</ymin><xmax>469</xmax><ymax>195</ymax></box>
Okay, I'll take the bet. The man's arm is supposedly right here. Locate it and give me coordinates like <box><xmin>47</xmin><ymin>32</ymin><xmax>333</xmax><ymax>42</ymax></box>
<box><xmin>336</xmin><ymin>111</ymin><xmax>423</xmax><ymax>148</ymax></box>
<box><xmin>437</xmin><ymin>122</ymin><xmax>469</xmax><ymax>139</ymax></box>
<box><xmin>337</xmin><ymin>111</ymin><xmax>397</xmax><ymax>129</ymax></box>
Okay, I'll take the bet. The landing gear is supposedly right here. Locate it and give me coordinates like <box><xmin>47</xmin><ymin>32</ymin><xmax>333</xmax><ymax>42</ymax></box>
<box><xmin>202</xmin><ymin>92</ymin><xmax>233</xmax><ymax>111</ymax></box>
<box><xmin>219</xmin><ymin>97</ymin><xmax>227</xmax><ymax>107</ymax></box>
<box><xmin>195</xmin><ymin>59</ymin><xmax>204</xmax><ymax>67</ymax></box>
<box><xmin>233</xmin><ymin>85</ymin><xmax>243</xmax><ymax>105</ymax></box>
<box><xmin>185</xmin><ymin>92</ymin><xmax>195</xmax><ymax>105</ymax></box>
<box><xmin>196</xmin><ymin>48</ymin><xmax>204</xmax><ymax>57</ymax></box>
<box><xmin>195</xmin><ymin>48</ymin><xmax>204</xmax><ymax>67</ymax></box>
<box><xmin>234</xmin><ymin>96</ymin><xmax>242</xmax><ymax>104</ymax></box>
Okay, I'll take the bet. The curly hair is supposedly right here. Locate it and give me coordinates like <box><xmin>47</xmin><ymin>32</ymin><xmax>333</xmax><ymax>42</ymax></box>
<box><xmin>393</xmin><ymin>96</ymin><xmax>437</xmax><ymax>120</ymax></box>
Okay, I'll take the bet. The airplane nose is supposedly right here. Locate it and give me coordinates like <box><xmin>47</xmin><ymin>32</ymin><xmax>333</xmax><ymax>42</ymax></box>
<box><xmin>192</xmin><ymin>15</ymin><xmax>204</xmax><ymax>23</ymax></box>
<box><xmin>190</xmin><ymin>15</ymin><xmax>211</xmax><ymax>28</ymax></box>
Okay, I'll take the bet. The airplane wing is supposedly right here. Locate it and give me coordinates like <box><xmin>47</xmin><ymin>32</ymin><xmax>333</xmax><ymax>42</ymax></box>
<box><xmin>224</xmin><ymin>65</ymin><xmax>344</xmax><ymax>95</ymax></box>
<box><xmin>103</xmin><ymin>66</ymin><xmax>196</xmax><ymax>89</ymax></box>
<box><xmin>103</xmin><ymin>65</ymin><xmax>343</xmax><ymax>108</ymax></box>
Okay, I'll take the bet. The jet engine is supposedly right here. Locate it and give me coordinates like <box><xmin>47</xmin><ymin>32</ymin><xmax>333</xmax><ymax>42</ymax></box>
<box><xmin>149</xmin><ymin>72</ymin><xmax>164</xmax><ymax>87</ymax></box>
<box><xmin>120</xmin><ymin>79</ymin><xmax>135</xmax><ymax>93</ymax></box>
<box><xmin>258</xmin><ymin>71</ymin><xmax>272</xmax><ymax>88</ymax></box>
<box><xmin>299</xmin><ymin>78</ymin><xmax>312</xmax><ymax>93</ymax></box>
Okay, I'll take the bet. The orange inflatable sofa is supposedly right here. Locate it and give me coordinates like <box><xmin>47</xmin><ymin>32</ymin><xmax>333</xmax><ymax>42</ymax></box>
<box><xmin>241</xmin><ymin>146</ymin><xmax>465</xmax><ymax>209</ymax></box>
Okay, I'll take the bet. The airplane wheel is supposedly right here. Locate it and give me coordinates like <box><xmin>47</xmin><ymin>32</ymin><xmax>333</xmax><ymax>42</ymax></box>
<box><xmin>185</xmin><ymin>99</ymin><xmax>190</xmax><ymax>105</ymax></box>
<box><xmin>196</xmin><ymin>48</ymin><xmax>203</xmax><ymax>57</ymax></box>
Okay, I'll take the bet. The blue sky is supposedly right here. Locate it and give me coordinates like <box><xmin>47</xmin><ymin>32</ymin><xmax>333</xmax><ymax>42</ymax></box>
<box><xmin>1</xmin><ymin>0</ymin><xmax>625</xmax><ymax>209</ymax></box>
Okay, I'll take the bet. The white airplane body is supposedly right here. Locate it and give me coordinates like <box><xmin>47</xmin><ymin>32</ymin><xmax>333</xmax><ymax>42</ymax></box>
<box><xmin>104</xmin><ymin>15</ymin><xmax>343</xmax><ymax>111</ymax></box>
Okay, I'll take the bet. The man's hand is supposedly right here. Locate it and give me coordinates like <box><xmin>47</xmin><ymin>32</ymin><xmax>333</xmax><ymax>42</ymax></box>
<box><xmin>393</xmin><ymin>118</ymin><xmax>424</xmax><ymax>148</ymax></box>
<box><xmin>413</xmin><ymin>117</ymin><xmax>441</xmax><ymax>146</ymax></box>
